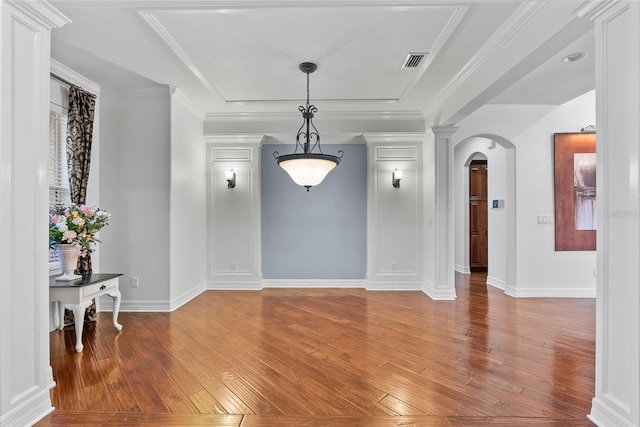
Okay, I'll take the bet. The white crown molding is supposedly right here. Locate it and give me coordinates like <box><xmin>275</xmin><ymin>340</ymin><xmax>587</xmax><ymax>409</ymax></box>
<box><xmin>50</xmin><ymin>59</ymin><xmax>101</xmax><ymax>95</ymax></box>
<box><xmin>261</xmin><ymin>133</ymin><xmax>366</xmax><ymax>145</ymax></box>
<box><xmin>399</xmin><ymin>5</ymin><xmax>468</xmax><ymax>102</ymax></box>
<box><xmin>170</xmin><ymin>87</ymin><xmax>205</xmax><ymax>120</ymax></box>
<box><xmin>573</xmin><ymin>0</ymin><xmax>620</xmax><ymax>21</ymax></box>
<box><xmin>421</xmin><ymin>1</ymin><xmax>547</xmax><ymax>118</ymax></box>
<box><xmin>362</xmin><ymin>132</ymin><xmax>425</xmax><ymax>144</ymax></box>
<box><xmin>204</xmin><ymin>110</ymin><xmax>425</xmax><ymax>122</ymax></box>
<box><xmin>100</xmin><ymin>85</ymin><xmax>173</xmax><ymax>98</ymax></box>
<box><xmin>138</xmin><ymin>10</ymin><xmax>223</xmax><ymax>99</ymax></box>
<box><xmin>204</xmin><ymin>134</ymin><xmax>266</xmax><ymax>145</ymax></box>
<box><xmin>7</xmin><ymin>0</ymin><xmax>71</xmax><ymax>29</ymax></box>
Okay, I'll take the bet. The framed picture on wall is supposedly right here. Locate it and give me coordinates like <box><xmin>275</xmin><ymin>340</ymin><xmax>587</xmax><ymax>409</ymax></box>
<box><xmin>554</xmin><ymin>132</ymin><xmax>596</xmax><ymax>251</ymax></box>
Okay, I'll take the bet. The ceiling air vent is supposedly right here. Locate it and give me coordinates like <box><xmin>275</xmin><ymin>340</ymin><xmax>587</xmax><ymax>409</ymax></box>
<box><xmin>402</xmin><ymin>53</ymin><xmax>428</xmax><ymax>68</ymax></box>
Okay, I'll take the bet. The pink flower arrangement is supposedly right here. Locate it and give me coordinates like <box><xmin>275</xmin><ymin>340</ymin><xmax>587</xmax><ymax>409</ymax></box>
<box><xmin>49</xmin><ymin>204</ymin><xmax>110</xmax><ymax>254</ymax></box>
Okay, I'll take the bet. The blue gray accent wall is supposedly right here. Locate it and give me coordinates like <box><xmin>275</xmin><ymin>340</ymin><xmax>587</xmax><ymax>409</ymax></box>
<box><xmin>261</xmin><ymin>144</ymin><xmax>367</xmax><ymax>279</ymax></box>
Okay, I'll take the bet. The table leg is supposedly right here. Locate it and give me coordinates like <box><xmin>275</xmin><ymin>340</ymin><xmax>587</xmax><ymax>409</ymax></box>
<box><xmin>57</xmin><ymin>301</ymin><xmax>65</xmax><ymax>330</ymax></box>
<box><xmin>108</xmin><ymin>289</ymin><xmax>123</xmax><ymax>331</ymax></box>
<box><xmin>71</xmin><ymin>304</ymin><xmax>86</xmax><ymax>352</ymax></box>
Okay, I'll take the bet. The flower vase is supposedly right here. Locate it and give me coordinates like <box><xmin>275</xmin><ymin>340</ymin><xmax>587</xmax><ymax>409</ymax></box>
<box><xmin>55</xmin><ymin>244</ymin><xmax>82</xmax><ymax>281</ymax></box>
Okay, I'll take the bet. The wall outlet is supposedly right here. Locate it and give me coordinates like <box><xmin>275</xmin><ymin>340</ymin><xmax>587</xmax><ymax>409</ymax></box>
<box><xmin>392</xmin><ymin>262</ymin><xmax>398</xmax><ymax>272</ymax></box>
<box><xmin>131</xmin><ymin>276</ymin><xmax>139</xmax><ymax>288</ymax></box>
<box><xmin>231</xmin><ymin>262</ymin><xmax>236</xmax><ymax>271</ymax></box>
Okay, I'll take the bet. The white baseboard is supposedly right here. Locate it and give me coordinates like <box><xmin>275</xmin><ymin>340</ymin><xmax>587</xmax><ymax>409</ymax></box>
<box><xmin>365</xmin><ymin>281</ymin><xmax>422</xmax><ymax>291</ymax></box>
<box><xmin>505</xmin><ymin>286</ymin><xmax>596</xmax><ymax>298</ymax></box>
<box><xmin>100</xmin><ymin>298</ymin><xmax>171</xmax><ymax>312</ymax></box>
<box><xmin>207</xmin><ymin>280</ymin><xmax>263</xmax><ymax>290</ymax></box>
<box><xmin>421</xmin><ymin>280</ymin><xmax>456</xmax><ymax>300</ymax></box>
<box><xmin>486</xmin><ymin>275</ymin><xmax>506</xmax><ymax>290</ymax></box>
<box><xmin>588</xmin><ymin>397</ymin><xmax>634</xmax><ymax>427</ymax></box>
<box><xmin>0</xmin><ymin>386</ymin><xmax>54</xmax><ymax>427</ymax></box>
<box><xmin>264</xmin><ymin>279</ymin><xmax>366</xmax><ymax>288</ymax></box>
<box><xmin>454</xmin><ymin>263</ymin><xmax>471</xmax><ymax>274</ymax></box>
<box><xmin>169</xmin><ymin>282</ymin><xmax>207</xmax><ymax>311</ymax></box>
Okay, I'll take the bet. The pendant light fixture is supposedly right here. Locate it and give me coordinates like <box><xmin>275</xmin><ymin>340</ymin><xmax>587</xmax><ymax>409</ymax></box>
<box><xmin>274</xmin><ymin>62</ymin><xmax>343</xmax><ymax>191</ymax></box>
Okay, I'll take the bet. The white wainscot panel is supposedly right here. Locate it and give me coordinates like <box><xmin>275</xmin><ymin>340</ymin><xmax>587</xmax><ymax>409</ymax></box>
<box><xmin>375</xmin><ymin>168</ymin><xmax>417</xmax><ymax>274</ymax></box>
<box><xmin>211</xmin><ymin>169</ymin><xmax>253</xmax><ymax>275</ymax></box>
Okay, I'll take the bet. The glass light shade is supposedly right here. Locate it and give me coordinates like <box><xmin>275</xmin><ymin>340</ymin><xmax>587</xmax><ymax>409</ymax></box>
<box><xmin>224</xmin><ymin>170</ymin><xmax>235</xmax><ymax>180</ymax></box>
<box><xmin>277</xmin><ymin>154</ymin><xmax>339</xmax><ymax>187</ymax></box>
<box><xmin>393</xmin><ymin>169</ymin><xmax>403</xmax><ymax>180</ymax></box>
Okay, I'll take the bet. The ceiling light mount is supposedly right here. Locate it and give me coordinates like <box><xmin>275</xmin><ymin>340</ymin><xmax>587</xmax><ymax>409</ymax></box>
<box><xmin>274</xmin><ymin>62</ymin><xmax>343</xmax><ymax>192</ymax></box>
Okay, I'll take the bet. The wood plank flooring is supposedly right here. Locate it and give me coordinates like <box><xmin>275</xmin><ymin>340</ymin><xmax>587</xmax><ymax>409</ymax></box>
<box><xmin>37</xmin><ymin>273</ymin><xmax>596</xmax><ymax>426</ymax></box>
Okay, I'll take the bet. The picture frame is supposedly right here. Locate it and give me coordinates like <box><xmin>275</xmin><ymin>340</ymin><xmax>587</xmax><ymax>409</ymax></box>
<box><xmin>554</xmin><ymin>132</ymin><xmax>596</xmax><ymax>251</ymax></box>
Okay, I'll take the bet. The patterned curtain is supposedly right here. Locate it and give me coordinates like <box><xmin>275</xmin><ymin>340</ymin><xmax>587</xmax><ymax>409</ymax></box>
<box><xmin>65</xmin><ymin>85</ymin><xmax>97</xmax><ymax>325</ymax></box>
<box><xmin>67</xmin><ymin>85</ymin><xmax>96</xmax><ymax>205</ymax></box>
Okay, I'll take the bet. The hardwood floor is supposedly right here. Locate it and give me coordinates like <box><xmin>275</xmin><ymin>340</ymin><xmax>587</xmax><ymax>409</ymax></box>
<box><xmin>37</xmin><ymin>273</ymin><xmax>596</xmax><ymax>426</ymax></box>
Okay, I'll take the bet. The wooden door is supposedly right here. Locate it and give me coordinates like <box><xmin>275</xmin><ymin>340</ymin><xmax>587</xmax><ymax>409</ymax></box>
<box><xmin>469</xmin><ymin>161</ymin><xmax>488</xmax><ymax>269</ymax></box>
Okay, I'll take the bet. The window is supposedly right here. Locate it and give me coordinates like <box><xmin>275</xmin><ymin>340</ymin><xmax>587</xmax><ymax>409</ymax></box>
<box><xmin>49</xmin><ymin>110</ymin><xmax>70</xmax><ymax>268</ymax></box>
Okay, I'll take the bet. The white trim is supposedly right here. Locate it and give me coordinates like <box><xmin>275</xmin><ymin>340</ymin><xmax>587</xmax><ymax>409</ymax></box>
<box><xmin>50</xmin><ymin>59</ymin><xmax>100</xmax><ymax>95</ymax></box>
<box><xmin>422</xmin><ymin>2</ymin><xmax>546</xmax><ymax>118</ymax></box>
<box><xmin>100</xmin><ymin>86</ymin><xmax>173</xmax><ymax>98</ymax></box>
<box><xmin>207</xmin><ymin>281</ymin><xmax>263</xmax><ymax>290</ymax></box>
<box><xmin>204</xmin><ymin>134</ymin><xmax>265</xmax><ymax>145</ymax></box>
<box><xmin>264</xmin><ymin>279</ymin><xmax>366</xmax><ymax>289</ymax></box>
<box><xmin>486</xmin><ymin>275</ymin><xmax>506</xmax><ymax>290</ymax></box>
<box><xmin>454</xmin><ymin>263</ymin><xmax>470</xmax><ymax>274</ymax></box>
<box><xmin>0</xmin><ymin>386</ymin><xmax>54</xmax><ymax>427</ymax></box>
<box><xmin>505</xmin><ymin>286</ymin><xmax>596</xmax><ymax>298</ymax></box>
<box><xmin>138</xmin><ymin>10</ymin><xmax>221</xmax><ymax>98</ymax></box>
<box><xmin>362</xmin><ymin>132</ymin><xmax>425</xmax><ymax>145</ymax></box>
<box><xmin>100</xmin><ymin>298</ymin><xmax>171</xmax><ymax>312</ymax></box>
<box><xmin>170</xmin><ymin>87</ymin><xmax>205</xmax><ymax>120</ymax></box>
<box><xmin>169</xmin><ymin>282</ymin><xmax>207</xmax><ymax>311</ymax></box>
<box><xmin>421</xmin><ymin>280</ymin><xmax>456</xmax><ymax>300</ymax></box>
<box><xmin>574</xmin><ymin>0</ymin><xmax>621</xmax><ymax>21</ymax></box>
<box><xmin>588</xmin><ymin>397</ymin><xmax>634</xmax><ymax>427</ymax></box>
<box><xmin>366</xmin><ymin>281</ymin><xmax>422</xmax><ymax>291</ymax></box>
<box><xmin>6</xmin><ymin>0</ymin><xmax>70</xmax><ymax>28</ymax></box>
<box><xmin>205</xmin><ymin>110</ymin><xmax>425</xmax><ymax>123</ymax></box>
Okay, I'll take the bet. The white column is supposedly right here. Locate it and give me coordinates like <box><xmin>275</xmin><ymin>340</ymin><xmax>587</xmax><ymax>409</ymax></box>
<box><xmin>585</xmin><ymin>2</ymin><xmax>640</xmax><ymax>426</ymax></box>
<box><xmin>426</xmin><ymin>126</ymin><xmax>458</xmax><ymax>300</ymax></box>
<box><xmin>0</xmin><ymin>1</ymin><xmax>69</xmax><ymax>426</ymax></box>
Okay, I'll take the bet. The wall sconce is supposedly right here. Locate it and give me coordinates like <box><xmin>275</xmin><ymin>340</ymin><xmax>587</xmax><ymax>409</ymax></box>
<box><xmin>224</xmin><ymin>170</ymin><xmax>236</xmax><ymax>189</ymax></box>
<box><xmin>392</xmin><ymin>169</ymin><xmax>403</xmax><ymax>189</ymax></box>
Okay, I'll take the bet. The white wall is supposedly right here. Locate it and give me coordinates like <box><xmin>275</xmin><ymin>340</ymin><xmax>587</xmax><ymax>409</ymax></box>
<box><xmin>455</xmin><ymin>91</ymin><xmax>597</xmax><ymax>297</ymax></box>
<box><xmin>169</xmin><ymin>89</ymin><xmax>206</xmax><ymax>307</ymax></box>
<box><xmin>99</xmin><ymin>87</ymin><xmax>172</xmax><ymax>310</ymax></box>
<box><xmin>0</xmin><ymin>2</ymin><xmax>68</xmax><ymax>426</ymax></box>
<box><xmin>454</xmin><ymin>138</ymin><xmax>507</xmax><ymax>289</ymax></box>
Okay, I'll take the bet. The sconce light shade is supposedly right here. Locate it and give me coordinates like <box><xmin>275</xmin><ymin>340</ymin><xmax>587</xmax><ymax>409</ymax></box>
<box><xmin>392</xmin><ymin>169</ymin><xmax>403</xmax><ymax>188</ymax></box>
<box><xmin>224</xmin><ymin>170</ymin><xmax>236</xmax><ymax>189</ymax></box>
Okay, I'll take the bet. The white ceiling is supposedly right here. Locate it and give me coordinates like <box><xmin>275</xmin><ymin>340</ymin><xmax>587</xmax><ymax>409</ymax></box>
<box><xmin>49</xmin><ymin>1</ymin><xmax>595</xmax><ymax>124</ymax></box>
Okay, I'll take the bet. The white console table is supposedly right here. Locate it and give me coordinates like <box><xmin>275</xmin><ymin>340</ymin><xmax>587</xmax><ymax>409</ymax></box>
<box><xmin>49</xmin><ymin>273</ymin><xmax>123</xmax><ymax>352</ymax></box>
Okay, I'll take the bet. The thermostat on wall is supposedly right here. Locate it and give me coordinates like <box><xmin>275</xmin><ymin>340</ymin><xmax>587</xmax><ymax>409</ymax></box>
<box><xmin>492</xmin><ymin>199</ymin><xmax>504</xmax><ymax>209</ymax></box>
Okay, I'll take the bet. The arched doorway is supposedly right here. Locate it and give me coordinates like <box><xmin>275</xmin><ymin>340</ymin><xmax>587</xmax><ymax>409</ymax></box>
<box><xmin>454</xmin><ymin>135</ymin><xmax>516</xmax><ymax>293</ymax></box>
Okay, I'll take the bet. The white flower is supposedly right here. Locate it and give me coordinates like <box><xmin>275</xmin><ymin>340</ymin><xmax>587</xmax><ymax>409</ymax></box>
<box><xmin>56</xmin><ymin>220</ymin><xmax>68</xmax><ymax>232</ymax></box>
<box><xmin>62</xmin><ymin>230</ymin><xmax>77</xmax><ymax>242</ymax></box>
<box><xmin>72</xmin><ymin>217</ymin><xmax>85</xmax><ymax>226</ymax></box>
